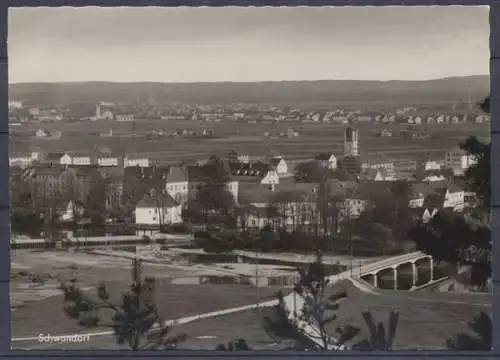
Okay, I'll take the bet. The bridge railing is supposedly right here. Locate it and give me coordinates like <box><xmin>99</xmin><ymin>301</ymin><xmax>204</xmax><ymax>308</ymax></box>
<box><xmin>354</xmin><ymin>251</ymin><xmax>430</xmax><ymax>277</ymax></box>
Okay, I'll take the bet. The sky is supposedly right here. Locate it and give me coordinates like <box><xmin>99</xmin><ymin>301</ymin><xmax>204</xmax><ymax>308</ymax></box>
<box><xmin>8</xmin><ymin>6</ymin><xmax>490</xmax><ymax>83</ymax></box>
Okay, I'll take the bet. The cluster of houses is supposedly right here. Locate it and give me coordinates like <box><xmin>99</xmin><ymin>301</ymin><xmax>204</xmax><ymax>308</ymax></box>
<box><xmin>10</xmin><ymin>146</ymin><xmax>478</xmax><ymax>238</ymax></box>
<box><xmin>9</xmin><ymin>149</ymin><xmax>150</xmax><ymax>168</ymax></box>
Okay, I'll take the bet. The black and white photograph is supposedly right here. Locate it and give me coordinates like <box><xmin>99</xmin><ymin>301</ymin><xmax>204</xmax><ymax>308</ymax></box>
<box><xmin>8</xmin><ymin>6</ymin><xmax>492</xmax><ymax>351</ymax></box>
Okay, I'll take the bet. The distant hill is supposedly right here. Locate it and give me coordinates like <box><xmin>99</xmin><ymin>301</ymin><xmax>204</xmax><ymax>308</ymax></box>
<box><xmin>9</xmin><ymin>75</ymin><xmax>489</xmax><ymax>107</ymax></box>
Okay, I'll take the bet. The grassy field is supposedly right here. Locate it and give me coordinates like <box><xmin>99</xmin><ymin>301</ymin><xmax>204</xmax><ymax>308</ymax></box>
<box><xmin>11</xmin><ymin>120</ymin><xmax>490</xmax><ymax>164</ymax></box>
<box><xmin>11</xmin><ymin>250</ymin><xmax>286</xmax><ymax>342</ymax></box>
<box><xmin>14</xmin><ymin>279</ymin><xmax>492</xmax><ymax>350</ymax></box>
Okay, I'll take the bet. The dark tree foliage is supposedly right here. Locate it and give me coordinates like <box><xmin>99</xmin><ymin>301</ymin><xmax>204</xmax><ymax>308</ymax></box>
<box><xmin>353</xmin><ymin>310</ymin><xmax>399</xmax><ymax>350</ymax></box>
<box><xmin>60</xmin><ymin>259</ymin><xmax>187</xmax><ymax>350</ymax></box>
<box><xmin>446</xmin><ymin>312</ymin><xmax>491</xmax><ymax>350</ymax></box>
<box><xmin>193</xmin><ymin>156</ymin><xmax>236</xmax><ymax>227</ymax></box>
<box><xmin>479</xmin><ymin>96</ymin><xmax>490</xmax><ymax>114</ymax></box>
<box><xmin>294</xmin><ymin>161</ymin><xmax>326</xmax><ymax>183</ymax></box>
<box><xmin>263</xmin><ymin>251</ymin><xmax>360</xmax><ymax>350</ymax></box>
<box><xmin>408</xmin><ymin>211</ymin><xmax>491</xmax><ymax>287</ymax></box>
<box><xmin>409</xmin><ymin>97</ymin><xmax>491</xmax><ymax>288</ymax></box>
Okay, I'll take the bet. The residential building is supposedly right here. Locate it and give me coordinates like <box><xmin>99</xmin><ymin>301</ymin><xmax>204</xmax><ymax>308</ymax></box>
<box><xmin>135</xmin><ymin>191</ymin><xmax>183</xmax><ymax>226</ymax></box>
<box><xmin>115</xmin><ymin>114</ymin><xmax>135</xmax><ymax>122</ymax></box>
<box><xmin>97</xmin><ymin>154</ymin><xmax>119</xmax><ymax>167</ymax></box>
<box><xmin>314</xmin><ymin>153</ymin><xmax>337</xmax><ymax>170</ymax></box>
<box><xmin>35</xmin><ymin>129</ymin><xmax>62</xmax><ymax>139</ymax></box>
<box><xmin>237</xmin><ymin>181</ymin><xmax>318</xmax><ymax>231</ymax></box>
<box><xmin>268</xmin><ymin>156</ymin><xmax>289</xmax><ymax>176</ymax></box>
<box><xmin>40</xmin><ymin>152</ymin><xmax>66</xmax><ymax>165</ymax></box>
<box><xmin>9</xmin><ymin>100</ymin><xmax>23</xmax><ymax>110</ymax></box>
<box><xmin>187</xmin><ymin>164</ymin><xmax>239</xmax><ymax>203</ymax></box>
<box><xmin>124</xmin><ymin>157</ymin><xmax>150</xmax><ymax>168</ymax></box>
<box><xmin>445</xmin><ymin>148</ymin><xmax>478</xmax><ymax>175</ymax></box>
<box><xmin>228</xmin><ymin>162</ymin><xmax>279</xmax><ymax>188</ymax></box>
<box><xmin>360</xmin><ymin>156</ymin><xmax>395</xmax><ymax>178</ymax></box>
<box><xmin>164</xmin><ymin>166</ymin><xmax>189</xmax><ymax>205</ymax></box>
<box><xmin>9</xmin><ymin>152</ymin><xmax>33</xmax><ymax>167</ymax></box>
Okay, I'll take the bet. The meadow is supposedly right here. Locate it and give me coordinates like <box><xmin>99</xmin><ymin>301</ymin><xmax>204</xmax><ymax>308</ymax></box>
<box><xmin>11</xmin><ymin>120</ymin><xmax>490</xmax><ymax>164</ymax></box>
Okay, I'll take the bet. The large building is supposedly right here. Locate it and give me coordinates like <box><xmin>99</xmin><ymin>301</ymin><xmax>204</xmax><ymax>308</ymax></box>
<box><xmin>344</xmin><ymin>127</ymin><xmax>359</xmax><ymax>157</ymax></box>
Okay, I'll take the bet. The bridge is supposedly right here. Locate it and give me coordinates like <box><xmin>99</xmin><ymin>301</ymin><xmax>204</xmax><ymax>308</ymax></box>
<box><xmin>352</xmin><ymin>251</ymin><xmax>441</xmax><ymax>290</ymax></box>
<box><xmin>281</xmin><ymin>251</ymin><xmax>448</xmax><ymax>350</ymax></box>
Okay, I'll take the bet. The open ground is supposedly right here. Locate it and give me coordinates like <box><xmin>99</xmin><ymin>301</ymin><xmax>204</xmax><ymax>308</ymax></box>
<box><xmin>11</xmin><ymin>121</ymin><xmax>490</xmax><ymax>164</ymax></box>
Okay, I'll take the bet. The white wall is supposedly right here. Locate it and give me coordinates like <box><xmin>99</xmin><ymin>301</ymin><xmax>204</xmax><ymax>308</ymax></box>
<box><xmin>135</xmin><ymin>205</ymin><xmax>183</xmax><ymax>225</ymax></box>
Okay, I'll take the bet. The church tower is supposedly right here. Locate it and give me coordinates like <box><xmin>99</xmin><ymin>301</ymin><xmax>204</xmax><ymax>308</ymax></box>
<box><xmin>344</xmin><ymin>127</ymin><xmax>359</xmax><ymax>157</ymax></box>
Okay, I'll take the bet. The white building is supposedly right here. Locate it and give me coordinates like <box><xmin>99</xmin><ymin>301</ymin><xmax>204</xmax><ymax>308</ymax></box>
<box><xmin>115</xmin><ymin>114</ymin><xmax>135</xmax><ymax>122</ymax></box>
<box><xmin>165</xmin><ymin>166</ymin><xmax>189</xmax><ymax>205</ymax></box>
<box><xmin>445</xmin><ymin>148</ymin><xmax>478</xmax><ymax>175</ymax></box>
<box><xmin>124</xmin><ymin>157</ymin><xmax>150</xmax><ymax>168</ymax></box>
<box><xmin>314</xmin><ymin>153</ymin><xmax>337</xmax><ymax>170</ymax></box>
<box><xmin>97</xmin><ymin>156</ymin><xmax>119</xmax><ymax>167</ymax></box>
<box><xmin>8</xmin><ymin>100</ymin><xmax>23</xmax><ymax>110</ymax></box>
<box><xmin>269</xmin><ymin>156</ymin><xmax>289</xmax><ymax>176</ymax></box>
<box><xmin>443</xmin><ymin>185</ymin><xmax>465</xmax><ymax>211</ymax></box>
<box><xmin>135</xmin><ymin>191</ymin><xmax>183</xmax><ymax>226</ymax></box>
<box><xmin>9</xmin><ymin>152</ymin><xmax>32</xmax><ymax>167</ymax></box>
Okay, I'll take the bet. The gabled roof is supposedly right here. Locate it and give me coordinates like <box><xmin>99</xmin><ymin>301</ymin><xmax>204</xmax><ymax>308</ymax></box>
<box><xmin>314</xmin><ymin>152</ymin><xmax>335</xmax><ymax>161</ymax></box>
<box><xmin>447</xmin><ymin>183</ymin><xmax>464</xmax><ymax>193</ymax></box>
<box><xmin>44</xmin><ymin>152</ymin><xmax>66</xmax><ymax>161</ymax></box>
<box><xmin>28</xmin><ymin>165</ymin><xmax>66</xmax><ymax>178</ymax></box>
<box><xmin>136</xmin><ymin>191</ymin><xmax>178</xmax><ymax>208</ymax></box>
<box><xmin>423</xmin><ymin>192</ymin><xmax>445</xmax><ymax>209</ymax></box>
<box><xmin>229</xmin><ymin>162</ymin><xmax>270</xmax><ymax>178</ymax></box>
<box><xmin>269</xmin><ymin>157</ymin><xmax>284</xmax><ymax>167</ymax></box>
<box><xmin>166</xmin><ymin>165</ymin><xmax>188</xmax><ymax>183</ymax></box>
<box><xmin>275</xmin><ymin>182</ymin><xmax>319</xmax><ymax>202</ymax></box>
<box><xmin>238</xmin><ymin>183</ymin><xmax>275</xmax><ymax>205</ymax></box>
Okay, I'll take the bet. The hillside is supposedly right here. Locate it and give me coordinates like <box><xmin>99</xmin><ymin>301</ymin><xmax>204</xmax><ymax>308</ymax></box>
<box><xmin>9</xmin><ymin>75</ymin><xmax>489</xmax><ymax>107</ymax></box>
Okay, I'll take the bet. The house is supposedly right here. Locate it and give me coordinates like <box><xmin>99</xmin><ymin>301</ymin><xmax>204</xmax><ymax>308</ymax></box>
<box><xmin>115</xmin><ymin>114</ymin><xmax>135</xmax><ymax>122</ymax></box>
<box><xmin>35</xmin><ymin>129</ymin><xmax>62</xmax><ymax>139</ymax></box>
<box><xmin>60</xmin><ymin>153</ymin><xmax>73</xmax><ymax>166</ymax></box>
<box><xmin>186</xmin><ymin>164</ymin><xmax>239</xmax><ymax>203</ymax></box>
<box><xmin>444</xmin><ymin>148</ymin><xmax>478</xmax><ymax>175</ymax></box>
<box><xmin>9</xmin><ymin>151</ymin><xmax>33</xmax><ymax>167</ymax></box>
<box><xmin>360</xmin><ymin>156</ymin><xmax>395</xmax><ymax>178</ymax></box>
<box><xmin>134</xmin><ymin>190</ymin><xmax>183</xmax><ymax>226</ymax></box>
<box><xmin>22</xmin><ymin>165</ymin><xmax>66</xmax><ymax>192</ymax></box>
<box><xmin>98</xmin><ymin>167</ymin><xmax>125</xmax><ymax>214</ymax></box>
<box><xmin>443</xmin><ymin>184</ymin><xmax>465</xmax><ymax>211</ymax></box>
<box><xmin>124</xmin><ymin>157</ymin><xmax>150</xmax><ymax>168</ymax></box>
<box><xmin>268</xmin><ymin>156</ymin><xmax>289</xmax><ymax>176</ymax></box>
<box><xmin>228</xmin><ymin>162</ymin><xmax>280</xmax><ymax>188</ymax></box>
<box><xmin>237</xmin><ymin>183</ymin><xmax>277</xmax><ymax>230</ymax></box>
<box><xmin>164</xmin><ymin>166</ymin><xmax>189</xmax><ymax>205</ymax></box>
<box><xmin>40</xmin><ymin>152</ymin><xmax>66</xmax><ymax>165</ymax></box>
<box><xmin>314</xmin><ymin>153</ymin><xmax>337</xmax><ymax>170</ymax></box>
<box><xmin>380</xmin><ymin>129</ymin><xmax>393</xmax><ymax>137</ymax></box>
<box><xmin>361</xmin><ymin>168</ymin><xmax>388</xmax><ymax>181</ymax></box>
<box><xmin>36</xmin><ymin>129</ymin><xmax>49</xmax><ymax>138</ymax></box>
<box><xmin>60</xmin><ymin>200</ymin><xmax>86</xmax><ymax>222</ymax></box>
<box><xmin>70</xmin><ymin>152</ymin><xmax>93</xmax><ymax>166</ymax></box>
<box><xmin>97</xmin><ymin>154</ymin><xmax>119</xmax><ymax>167</ymax></box>
<box><xmin>8</xmin><ymin>100</ymin><xmax>23</xmax><ymax>110</ymax></box>
<box><xmin>408</xmin><ymin>182</ymin><xmax>431</xmax><ymax>208</ymax></box>
<box><xmin>237</xmin><ymin>181</ymin><xmax>318</xmax><ymax>231</ymax></box>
